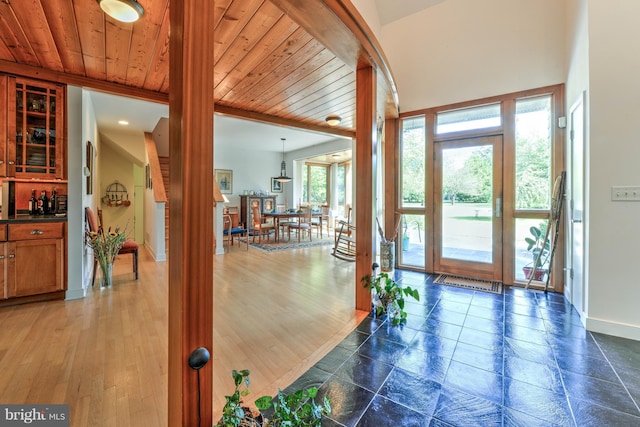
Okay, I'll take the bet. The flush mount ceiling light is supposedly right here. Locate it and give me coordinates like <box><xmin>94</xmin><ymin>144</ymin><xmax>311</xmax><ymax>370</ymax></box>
<box><xmin>98</xmin><ymin>0</ymin><xmax>144</xmax><ymax>23</ymax></box>
<box><xmin>325</xmin><ymin>114</ymin><xmax>342</xmax><ymax>126</ymax></box>
<box><xmin>275</xmin><ymin>138</ymin><xmax>292</xmax><ymax>183</ymax></box>
<box><xmin>118</xmin><ymin>120</ymin><xmax>129</xmax><ymax>125</ymax></box>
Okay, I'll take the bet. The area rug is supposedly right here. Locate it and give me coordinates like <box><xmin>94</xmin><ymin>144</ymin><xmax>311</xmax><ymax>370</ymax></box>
<box><xmin>434</xmin><ymin>274</ymin><xmax>503</xmax><ymax>294</ymax></box>
<box><xmin>242</xmin><ymin>235</ymin><xmax>335</xmax><ymax>252</ymax></box>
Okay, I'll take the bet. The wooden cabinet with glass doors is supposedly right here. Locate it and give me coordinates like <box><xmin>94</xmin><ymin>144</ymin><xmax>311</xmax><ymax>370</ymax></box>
<box><xmin>3</xmin><ymin>75</ymin><xmax>65</xmax><ymax>179</ymax></box>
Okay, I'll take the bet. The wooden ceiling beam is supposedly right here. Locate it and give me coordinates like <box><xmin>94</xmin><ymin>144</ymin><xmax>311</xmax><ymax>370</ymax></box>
<box><xmin>0</xmin><ymin>59</ymin><xmax>169</xmax><ymax>104</ymax></box>
<box><xmin>215</xmin><ymin>104</ymin><xmax>356</xmax><ymax>139</ymax></box>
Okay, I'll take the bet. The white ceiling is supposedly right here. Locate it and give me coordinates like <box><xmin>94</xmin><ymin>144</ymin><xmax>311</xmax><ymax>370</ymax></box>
<box><xmin>374</xmin><ymin>0</ymin><xmax>445</xmax><ymax>25</ymax></box>
<box><xmin>88</xmin><ymin>90</ymin><xmax>341</xmax><ymax>153</ymax></box>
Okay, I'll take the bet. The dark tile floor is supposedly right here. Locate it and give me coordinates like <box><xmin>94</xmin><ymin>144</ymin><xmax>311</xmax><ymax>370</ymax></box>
<box><xmin>284</xmin><ymin>270</ymin><xmax>640</xmax><ymax>426</ymax></box>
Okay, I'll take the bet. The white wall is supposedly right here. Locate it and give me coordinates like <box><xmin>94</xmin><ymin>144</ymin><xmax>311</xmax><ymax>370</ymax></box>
<box><xmin>214</xmin><ymin>143</ymin><xmax>286</xmax><ymax>207</ymax></box>
<box><xmin>565</xmin><ymin>0</ymin><xmax>590</xmax><ymax>321</ymax></box>
<box><xmin>583</xmin><ymin>0</ymin><xmax>640</xmax><ymax>340</ymax></box>
<box><xmin>380</xmin><ymin>0</ymin><xmax>566</xmax><ymax>111</ymax></box>
<box><xmin>99</xmin><ymin>142</ymin><xmax>136</xmax><ymax>236</ymax></box>
<box><xmin>351</xmin><ymin>0</ymin><xmax>382</xmax><ymax>41</ymax></box>
<box><xmin>65</xmin><ymin>86</ymin><xmax>85</xmax><ymax>299</ymax></box>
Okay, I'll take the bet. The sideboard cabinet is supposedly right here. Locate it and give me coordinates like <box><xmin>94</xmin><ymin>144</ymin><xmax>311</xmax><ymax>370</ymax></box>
<box><xmin>240</xmin><ymin>195</ymin><xmax>276</xmax><ymax>228</ymax></box>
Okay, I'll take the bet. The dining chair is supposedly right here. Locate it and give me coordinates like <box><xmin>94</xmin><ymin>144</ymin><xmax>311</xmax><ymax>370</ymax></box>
<box><xmin>223</xmin><ymin>214</ymin><xmax>249</xmax><ymax>251</ymax></box>
<box><xmin>288</xmin><ymin>206</ymin><xmax>312</xmax><ymax>242</ymax></box>
<box><xmin>275</xmin><ymin>204</ymin><xmax>294</xmax><ymax>240</ymax></box>
<box><xmin>310</xmin><ymin>205</ymin><xmax>328</xmax><ymax>238</ymax></box>
<box><xmin>251</xmin><ymin>206</ymin><xmax>276</xmax><ymax>243</ymax></box>
<box><xmin>85</xmin><ymin>207</ymin><xmax>139</xmax><ymax>286</ymax></box>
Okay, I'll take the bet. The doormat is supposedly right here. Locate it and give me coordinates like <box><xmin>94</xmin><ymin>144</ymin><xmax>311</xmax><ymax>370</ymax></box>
<box><xmin>434</xmin><ymin>274</ymin><xmax>503</xmax><ymax>294</ymax></box>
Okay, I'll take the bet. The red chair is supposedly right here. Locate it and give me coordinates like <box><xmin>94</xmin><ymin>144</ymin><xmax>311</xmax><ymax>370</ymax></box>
<box><xmin>85</xmin><ymin>207</ymin><xmax>139</xmax><ymax>286</ymax></box>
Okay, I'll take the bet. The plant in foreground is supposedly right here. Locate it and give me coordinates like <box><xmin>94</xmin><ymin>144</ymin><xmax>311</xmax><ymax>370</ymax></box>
<box><xmin>217</xmin><ymin>370</ymin><xmax>330</xmax><ymax>427</ymax></box>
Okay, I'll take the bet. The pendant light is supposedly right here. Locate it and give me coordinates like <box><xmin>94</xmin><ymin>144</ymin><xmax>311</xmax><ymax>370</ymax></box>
<box><xmin>275</xmin><ymin>138</ymin><xmax>292</xmax><ymax>183</ymax></box>
<box><xmin>98</xmin><ymin>0</ymin><xmax>144</xmax><ymax>23</ymax></box>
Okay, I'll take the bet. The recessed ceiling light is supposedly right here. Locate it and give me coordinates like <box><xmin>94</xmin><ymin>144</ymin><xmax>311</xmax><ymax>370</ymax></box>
<box><xmin>118</xmin><ymin>120</ymin><xmax>129</xmax><ymax>125</ymax></box>
<box><xmin>97</xmin><ymin>0</ymin><xmax>144</xmax><ymax>23</ymax></box>
<box><xmin>326</xmin><ymin>114</ymin><xmax>342</xmax><ymax>126</ymax></box>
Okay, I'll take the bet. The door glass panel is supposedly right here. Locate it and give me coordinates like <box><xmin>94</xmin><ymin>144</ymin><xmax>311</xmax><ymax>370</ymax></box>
<box><xmin>401</xmin><ymin>117</ymin><xmax>425</xmax><ymax>208</ymax></box>
<box><xmin>398</xmin><ymin>214</ymin><xmax>425</xmax><ymax>268</ymax></box>
<box><xmin>515</xmin><ymin>96</ymin><xmax>552</xmax><ymax>210</ymax></box>
<box><xmin>437</xmin><ymin>103</ymin><xmax>501</xmax><ymax>134</ymax></box>
<box><xmin>441</xmin><ymin>145</ymin><xmax>493</xmax><ymax>263</ymax></box>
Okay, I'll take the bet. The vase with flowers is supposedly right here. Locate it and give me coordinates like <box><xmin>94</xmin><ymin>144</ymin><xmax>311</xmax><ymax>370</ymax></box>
<box><xmin>85</xmin><ymin>225</ymin><xmax>127</xmax><ymax>287</ymax></box>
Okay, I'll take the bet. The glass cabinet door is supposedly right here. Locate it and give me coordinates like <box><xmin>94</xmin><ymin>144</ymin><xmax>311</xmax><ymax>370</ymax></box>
<box><xmin>9</xmin><ymin>78</ymin><xmax>64</xmax><ymax>179</ymax></box>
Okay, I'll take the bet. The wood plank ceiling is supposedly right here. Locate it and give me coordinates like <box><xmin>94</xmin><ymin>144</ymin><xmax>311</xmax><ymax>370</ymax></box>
<box><xmin>0</xmin><ymin>0</ymin><xmax>398</xmax><ymax>136</ymax></box>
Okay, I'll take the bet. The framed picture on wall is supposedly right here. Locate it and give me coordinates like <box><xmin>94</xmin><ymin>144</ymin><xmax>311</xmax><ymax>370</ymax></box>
<box><xmin>271</xmin><ymin>177</ymin><xmax>282</xmax><ymax>193</ymax></box>
<box><xmin>215</xmin><ymin>169</ymin><xmax>233</xmax><ymax>194</ymax></box>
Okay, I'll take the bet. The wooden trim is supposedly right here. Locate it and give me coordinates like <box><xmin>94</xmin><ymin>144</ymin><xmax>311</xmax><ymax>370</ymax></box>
<box><xmin>0</xmin><ymin>60</ymin><xmax>169</xmax><ymax>104</ymax></box>
<box><xmin>270</xmin><ymin>0</ymin><xmax>398</xmax><ymax>118</ymax></box>
<box><xmin>168</xmin><ymin>0</ymin><xmax>215</xmax><ymax>425</ymax></box>
<box><xmin>215</xmin><ymin>105</ymin><xmax>355</xmax><ymax>139</ymax></box>
<box><xmin>354</xmin><ymin>66</ymin><xmax>375</xmax><ymax>312</ymax></box>
<box><xmin>384</xmin><ymin>118</ymin><xmax>397</xmax><ymax>253</ymax></box>
<box><xmin>398</xmin><ymin>85</ymin><xmax>565</xmax><ymax>288</ymax></box>
<box><xmin>400</xmin><ymin>84</ymin><xmax>565</xmax><ymax>119</ymax></box>
<box><xmin>144</xmin><ymin>133</ymin><xmax>168</xmax><ymax>203</ymax></box>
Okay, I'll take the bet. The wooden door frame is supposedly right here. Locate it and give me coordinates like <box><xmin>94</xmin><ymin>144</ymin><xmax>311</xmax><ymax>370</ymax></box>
<box><xmin>395</xmin><ymin>84</ymin><xmax>565</xmax><ymax>288</ymax></box>
<box><xmin>433</xmin><ymin>135</ymin><xmax>503</xmax><ymax>280</ymax></box>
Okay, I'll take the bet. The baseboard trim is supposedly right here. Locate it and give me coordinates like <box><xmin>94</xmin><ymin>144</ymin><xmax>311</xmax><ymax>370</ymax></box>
<box><xmin>65</xmin><ymin>288</ymin><xmax>86</xmax><ymax>300</ymax></box>
<box><xmin>145</xmin><ymin>242</ymin><xmax>167</xmax><ymax>262</ymax></box>
<box><xmin>586</xmin><ymin>316</ymin><xmax>640</xmax><ymax>341</ymax></box>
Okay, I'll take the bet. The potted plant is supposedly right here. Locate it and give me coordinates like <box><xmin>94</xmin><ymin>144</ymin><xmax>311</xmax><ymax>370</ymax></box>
<box><xmin>523</xmin><ymin>223</ymin><xmax>550</xmax><ymax>281</ymax></box>
<box><xmin>217</xmin><ymin>369</ymin><xmax>330</xmax><ymax>427</ymax></box>
<box><xmin>361</xmin><ymin>271</ymin><xmax>420</xmax><ymax>326</ymax></box>
<box><xmin>85</xmin><ymin>225</ymin><xmax>127</xmax><ymax>287</ymax></box>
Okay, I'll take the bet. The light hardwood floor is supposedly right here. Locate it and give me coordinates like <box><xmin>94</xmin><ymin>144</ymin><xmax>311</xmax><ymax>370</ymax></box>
<box><xmin>0</xmin><ymin>243</ymin><xmax>366</xmax><ymax>426</ymax></box>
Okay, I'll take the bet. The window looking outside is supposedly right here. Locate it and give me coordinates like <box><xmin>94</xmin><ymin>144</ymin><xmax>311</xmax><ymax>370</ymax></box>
<box><xmin>302</xmin><ymin>163</ymin><xmax>330</xmax><ymax>205</ymax></box>
<box><xmin>436</xmin><ymin>103</ymin><xmax>501</xmax><ymax>134</ymax></box>
<box><xmin>401</xmin><ymin>117</ymin><xmax>426</xmax><ymax>208</ymax></box>
<box><xmin>336</xmin><ymin>163</ymin><xmax>346</xmax><ymax>217</ymax></box>
<box><xmin>515</xmin><ymin>96</ymin><xmax>552</xmax><ymax>210</ymax></box>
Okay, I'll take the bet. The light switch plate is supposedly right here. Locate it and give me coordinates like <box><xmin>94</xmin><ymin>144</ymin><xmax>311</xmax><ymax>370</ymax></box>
<box><xmin>611</xmin><ymin>186</ymin><xmax>640</xmax><ymax>201</ymax></box>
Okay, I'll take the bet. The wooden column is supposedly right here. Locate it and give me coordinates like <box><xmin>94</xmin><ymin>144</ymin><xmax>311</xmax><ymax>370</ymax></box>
<box><xmin>355</xmin><ymin>65</ymin><xmax>376</xmax><ymax>311</ymax></box>
<box><xmin>168</xmin><ymin>0</ymin><xmax>215</xmax><ymax>426</ymax></box>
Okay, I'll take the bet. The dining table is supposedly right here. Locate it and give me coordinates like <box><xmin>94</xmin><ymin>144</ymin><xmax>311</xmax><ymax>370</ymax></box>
<box><xmin>263</xmin><ymin>211</ymin><xmax>322</xmax><ymax>242</ymax></box>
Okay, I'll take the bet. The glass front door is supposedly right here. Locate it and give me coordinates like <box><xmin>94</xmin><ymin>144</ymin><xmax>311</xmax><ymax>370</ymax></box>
<box><xmin>434</xmin><ymin>136</ymin><xmax>503</xmax><ymax>280</ymax></box>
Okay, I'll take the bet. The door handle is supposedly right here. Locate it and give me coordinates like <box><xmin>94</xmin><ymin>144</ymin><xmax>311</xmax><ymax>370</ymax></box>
<box><xmin>495</xmin><ymin>198</ymin><xmax>501</xmax><ymax>218</ymax></box>
<box><xmin>571</xmin><ymin>219</ymin><xmax>582</xmax><ymax>224</ymax></box>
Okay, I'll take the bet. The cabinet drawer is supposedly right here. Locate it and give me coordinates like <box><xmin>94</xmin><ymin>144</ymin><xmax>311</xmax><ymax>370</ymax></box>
<box><xmin>0</xmin><ymin>224</ymin><xmax>6</xmax><ymax>241</ymax></box>
<box><xmin>9</xmin><ymin>222</ymin><xmax>64</xmax><ymax>241</ymax></box>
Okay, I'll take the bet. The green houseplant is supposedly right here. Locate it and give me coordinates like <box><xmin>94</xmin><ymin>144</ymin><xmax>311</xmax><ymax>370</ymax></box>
<box><xmin>361</xmin><ymin>272</ymin><xmax>420</xmax><ymax>326</ymax></box>
<box><xmin>217</xmin><ymin>370</ymin><xmax>330</xmax><ymax>427</ymax></box>
<box><xmin>523</xmin><ymin>223</ymin><xmax>550</xmax><ymax>281</ymax></box>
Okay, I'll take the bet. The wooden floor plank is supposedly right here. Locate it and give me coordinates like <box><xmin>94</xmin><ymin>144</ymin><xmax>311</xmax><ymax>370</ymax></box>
<box><xmin>0</xmin><ymin>243</ymin><xmax>364</xmax><ymax>425</ymax></box>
